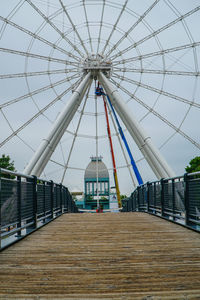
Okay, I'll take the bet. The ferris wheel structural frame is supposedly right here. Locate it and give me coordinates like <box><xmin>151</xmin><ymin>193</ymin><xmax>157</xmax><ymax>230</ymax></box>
<box><xmin>0</xmin><ymin>0</ymin><xmax>199</xmax><ymax>193</ymax></box>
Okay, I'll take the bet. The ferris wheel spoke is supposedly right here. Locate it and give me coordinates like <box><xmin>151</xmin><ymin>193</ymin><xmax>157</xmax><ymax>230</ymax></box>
<box><xmin>110</xmin><ymin>6</ymin><xmax>200</xmax><ymax>61</ymax></box>
<box><xmin>48</xmin><ymin>161</ymin><xmax>85</xmax><ymax>172</ymax></box>
<box><xmin>105</xmin><ymin>0</ymin><xmax>160</xmax><ymax>59</ymax></box>
<box><xmin>112</xmin><ymin>73</ymin><xmax>200</xmax><ymax>109</ymax></box>
<box><xmin>159</xmin><ymin>104</ymin><xmax>192</xmax><ymax>150</ymax></box>
<box><xmin>0</xmin><ymin>79</ymin><xmax>80</xmax><ymax>148</ymax></box>
<box><xmin>58</xmin><ymin>0</ymin><xmax>88</xmax><ymax>56</ymax></box>
<box><xmin>96</xmin><ymin>0</ymin><xmax>106</xmax><ymax>54</ymax></box>
<box><xmin>61</xmin><ymin>85</ymin><xmax>90</xmax><ymax>184</ymax></box>
<box><xmin>0</xmin><ymin>68</ymin><xmax>78</xmax><ymax>79</ymax></box>
<box><xmin>112</xmin><ymin>42</ymin><xmax>200</xmax><ymax>66</ymax></box>
<box><xmin>26</xmin><ymin>0</ymin><xmax>82</xmax><ymax>61</ymax></box>
<box><xmin>101</xmin><ymin>0</ymin><xmax>128</xmax><ymax>56</ymax></box>
<box><xmin>0</xmin><ymin>109</ymin><xmax>14</xmax><ymax>133</ymax></box>
<box><xmin>17</xmin><ymin>135</ymin><xmax>35</xmax><ymax>152</ymax></box>
<box><xmin>0</xmin><ymin>108</ymin><xmax>35</xmax><ymax>151</ymax></box>
<box><xmin>0</xmin><ymin>16</ymin><xmax>78</xmax><ymax>60</ymax></box>
<box><xmin>164</xmin><ymin>0</ymin><xmax>199</xmax><ymax>74</ymax></box>
<box><xmin>82</xmin><ymin>0</ymin><xmax>93</xmax><ymax>53</ymax></box>
<box><xmin>0</xmin><ymin>73</ymin><xmax>79</xmax><ymax>109</ymax></box>
<box><xmin>111</xmin><ymin>78</ymin><xmax>200</xmax><ymax>150</ymax></box>
<box><xmin>113</xmin><ymin>67</ymin><xmax>200</xmax><ymax>76</ymax></box>
<box><xmin>0</xmin><ymin>47</ymin><xmax>72</xmax><ymax>65</ymax></box>
<box><xmin>0</xmin><ymin>0</ymin><xmax>25</xmax><ymax>39</ymax></box>
<box><xmin>164</xmin><ymin>0</ymin><xmax>194</xmax><ymax>43</ymax></box>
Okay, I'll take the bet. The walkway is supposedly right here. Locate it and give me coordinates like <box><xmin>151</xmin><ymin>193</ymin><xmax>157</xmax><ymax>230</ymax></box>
<box><xmin>0</xmin><ymin>212</ymin><xmax>200</xmax><ymax>299</ymax></box>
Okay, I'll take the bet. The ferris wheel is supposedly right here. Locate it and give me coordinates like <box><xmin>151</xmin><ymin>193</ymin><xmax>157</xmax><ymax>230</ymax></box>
<box><xmin>0</xmin><ymin>0</ymin><xmax>200</xmax><ymax>194</ymax></box>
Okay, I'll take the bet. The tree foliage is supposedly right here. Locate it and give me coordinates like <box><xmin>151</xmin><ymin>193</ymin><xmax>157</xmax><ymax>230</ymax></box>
<box><xmin>0</xmin><ymin>154</ymin><xmax>16</xmax><ymax>178</ymax></box>
<box><xmin>185</xmin><ymin>156</ymin><xmax>200</xmax><ymax>174</ymax></box>
<box><xmin>120</xmin><ymin>194</ymin><xmax>128</xmax><ymax>200</ymax></box>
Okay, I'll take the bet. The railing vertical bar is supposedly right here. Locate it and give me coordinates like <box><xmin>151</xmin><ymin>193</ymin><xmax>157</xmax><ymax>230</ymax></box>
<box><xmin>161</xmin><ymin>179</ymin><xmax>165</xmax><ymax>217</ymax></box>
<box><xmin>54</xmin><ymin>184</ymin><xmax>58</xmax><ymax>214</ymax></box>
<box><xmin>43</xmin><ymin>180</ymin><xmax>46</xmax><ymax>223</ymax></box>
<box><xmin>147</xmin><ymin>182</ymin><xmax>150</xmax><ymax>213</ymax></box>
<box><xmin>60</xmin><ymin>184</ymin><xmax>63</xmax><ymax>213</ymax></box>
<box><xmin>33</xmin><ymin>176</ymin><xmax>38</xmax><ymax>229</ymax></box>
<box><xmin>184</xmin><ymin>173</ymin><xmax>189</xmax><ymax>226</ymax></box>
<box><xmin>63</xmin><ymin>187</ymin><xmax>66</xmax><ymax>212</ymax></box>
<box><xmin>172</xmin><ymin>178</ymin><xmax>175</xmax><ymax>221</ymax></box>
<box><xmin>17</xmin><ymin>175</ymin><xmax>22</xmax><ymax>236</ymax></box>
<box><xmin>154</xmin><ymin>183</ymin><xmax>156</xmax><ymax>214</ymax></box>
<box><xmin>50</xmin><ymin>181</ymin><xmax>54</xmax><ymax>219</ymax></box>
<box><xmin>0</xmin><ymin>170</ymin><xmax>2</xmax><ymax>249</ymax></box>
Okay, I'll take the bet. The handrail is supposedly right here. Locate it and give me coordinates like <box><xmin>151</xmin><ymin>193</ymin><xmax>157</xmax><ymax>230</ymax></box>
<box><xmin>0</xmin><ymin>168</ymin><xmax>33</xmax><ymax>179</ymax></box>
<box><xmin>0</xmin><ymin>168</ymin><xmax>79</xmax><ymax>251</ymax></box>
<box><xmin>122</xmin><ymin>173</ymin><xmax>200</xmax><ymax>232</ymax></box>
<box><xmin>188</xmin><ymin>171</ymin><xmax>200</xmax><ymax>177</ymax></box>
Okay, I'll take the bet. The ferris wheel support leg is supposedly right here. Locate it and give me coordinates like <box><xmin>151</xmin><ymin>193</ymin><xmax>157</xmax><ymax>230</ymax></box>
<box><xmin>98</xmin><ymin>71</ymin><xmax>175</xmax><ymax>179</ymax></box>
<box><xmin>24</xmin><ymin>72</ymin><xmax>92</xmax><ymax>177</ymax></box>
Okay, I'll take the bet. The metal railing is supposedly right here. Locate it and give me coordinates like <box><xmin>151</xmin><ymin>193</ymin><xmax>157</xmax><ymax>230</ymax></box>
<box><xmin>0</xmin><ymin>168</ymin><xmax>79</xmax><ymax>250</ymax></box>
<box><xmin>122</xmin><ymin>172</ymin><xmax>200</xmax><ymax>232</ymax></box>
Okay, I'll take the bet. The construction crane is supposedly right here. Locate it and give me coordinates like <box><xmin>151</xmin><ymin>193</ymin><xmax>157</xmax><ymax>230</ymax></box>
<box><xmin>95</xmin><ymin>83</ymin><xmax>122</xmax><ymax>208</ymax></box>
<box><xmin>96</xmin><ymin>83</ymin><xmax>143</xmax><ymax>186</ymax></box>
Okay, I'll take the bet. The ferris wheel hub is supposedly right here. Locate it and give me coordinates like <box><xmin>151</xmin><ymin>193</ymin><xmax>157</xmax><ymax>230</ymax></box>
<box><xmin>81</xmin><ymin>53</ymin><xmax>112</xmax><ymax>78</ymax></box>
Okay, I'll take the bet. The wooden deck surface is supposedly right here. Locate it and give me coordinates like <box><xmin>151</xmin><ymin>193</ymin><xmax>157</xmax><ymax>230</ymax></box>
<box><xmin>0</xmin><ymin>212</ymin><xmax>200</xmax><ymax>299</ymax></box>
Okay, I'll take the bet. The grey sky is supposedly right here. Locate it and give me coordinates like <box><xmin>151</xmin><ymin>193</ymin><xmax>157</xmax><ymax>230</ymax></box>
<box><xmin>0</xmin><ymin>0</ymin><xmax>200</xmax><ymax>195</ymax></box>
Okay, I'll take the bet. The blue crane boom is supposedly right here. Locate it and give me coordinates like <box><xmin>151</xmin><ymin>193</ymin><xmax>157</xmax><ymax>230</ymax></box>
<box><xmin>105</xmin><ymin>94</ymin><xmax>143</xmax><ymax>186</ymax></box>
<box><xmin>95</xmin><ymin>84</ymin><xmax>143</xmax><ymax>185</ymax></box>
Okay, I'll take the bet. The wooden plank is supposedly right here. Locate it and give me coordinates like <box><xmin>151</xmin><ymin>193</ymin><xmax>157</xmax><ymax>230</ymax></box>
<box><xmin>0</xmin><ymin>212</ymin><xmax>200</xmax><ymax>299</ymax></box>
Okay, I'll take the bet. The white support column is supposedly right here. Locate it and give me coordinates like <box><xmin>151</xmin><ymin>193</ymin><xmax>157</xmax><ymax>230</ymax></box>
<box><xmin>24</xmin><ymin>72</ymin><xmax>92</xmax><ymax>176</ymax></box>
<box><xmin>98</xmin><ymin>71</ymin><xmax>175</xmax><ymax>179</ymax></box>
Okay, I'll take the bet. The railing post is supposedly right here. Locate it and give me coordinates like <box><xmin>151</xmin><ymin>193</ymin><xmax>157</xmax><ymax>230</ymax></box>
<box><xmin>65</xmin><ymin>188</ymin><xmax>69</xmax><ymax>213</ymax></box>
<box><xmin>160</xmin><ymin>178</ymin><xmax>165</xmax><ymax>217</ymax></box>
<box><xmin>17</xmin><ymin>175</ymin><xmax>22</xmax><ymax>236</ymax></box>
<box><xmin>43</xmin><ymin>180</ymin><xmax>46</xmax><ymax>223</ymax></box>
<box><xmin>0</xmin><ymin>170</ymin><xmax>2</xmax><ymax>249</ymax></box>
<box><xmin>63</xmin><ymin>187</ymin><xmax>67</xmax><ymax>213</ymax></box>
<box><xmin>147</xmin><ymin>182</ymin><xmax>150</xmax><ymax>213</ymax></box>
<box><xmin>72</xmin><ymin>197</ymin><xmax>75</xmax><ymax>213</ymax></box>
<box><xmin>32</xmin><ymin>176</ymin><xmax>38</xmax><ymax>229</ymax></box>
<box><xmin>154</xmin><ymin>183</ymin><xmax>156</xmax><ymax>214</ymax></box>
<box><xmin>131</xmin><ymin>194</ymin><xmax>134</xmax><ymax>212</ymax></box>
<box><xmin>50</xmin><ymin>180</ymin><xmax>54</xmax><ymax>219</ymax></box>
<box><xmin>70</xmin><ymin>196</ymin><xmax>73</xmax><ymax>213</ymax></box>
<box><xmin>184</xmin><ymin>173</ymin><xmax>189</xmax><ymax>226</ymax></box>
<box><xmin>136</xmin><ymin>186</ymin><xmax>139</xmax><ymax>211</ymax></box>
<box><xmin>172</xmin><ymin>179</ymin><xmax>175</xmax><ymax>221</ymax></box>
<box><xmin>60</xmin><ymin>184</ymin><xmax>63</xmax><ymax>214</ymax></box>
<box><xmin>55</xmin><ymin>184</ymin><xmax>58</xmax><ymax>214</ymax></box>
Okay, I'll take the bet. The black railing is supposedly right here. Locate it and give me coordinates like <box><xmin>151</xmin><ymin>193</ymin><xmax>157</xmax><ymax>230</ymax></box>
<box><xmin>122</xmin><ymin>173</ymin><xmax>200</xmax><ymax>232</ymax></box>
<box><xmin>0</xmin><ymin>168</ymin><xmax>79</xmax><ymax>250</ymax></box>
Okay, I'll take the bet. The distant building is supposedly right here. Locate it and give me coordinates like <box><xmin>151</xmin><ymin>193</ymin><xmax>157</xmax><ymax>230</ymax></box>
<box><xmin>76</xmin><ymin>156</ymin><xmax>110</xmax><ymax>210</ymax></box>
<box><xmin>84</xmin><ymin>156</ymin><xmax>110</xmax><ymax>210</ymax></box>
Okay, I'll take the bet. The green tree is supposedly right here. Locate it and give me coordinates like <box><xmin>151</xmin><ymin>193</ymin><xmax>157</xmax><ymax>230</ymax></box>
<box><xmin>185</xmin><ymin>156</ymin><xmax>200</xmax><ymax>173</ymax></box>
<box><xmin>0</xmin><ymin>154</ymin><xmax>16</xmax><ymax>178</ymax></box>
<box><xmin>120</xmin><ymin>194</ymin><xmax>128</xmax><ymax>200</ymax></box>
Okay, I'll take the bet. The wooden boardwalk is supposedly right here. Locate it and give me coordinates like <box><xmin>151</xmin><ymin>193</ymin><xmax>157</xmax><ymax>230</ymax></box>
<box><xmin>0</xmin><ymin>212</ymin><xmax>200</xmax><ymax>299</ymax></box>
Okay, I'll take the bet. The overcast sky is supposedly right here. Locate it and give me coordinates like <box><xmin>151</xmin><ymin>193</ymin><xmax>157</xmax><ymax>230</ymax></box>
<box><xmin>0</xmin><ymin>0</ymin><xmax>200</xmax><ymax>195</ymax></box>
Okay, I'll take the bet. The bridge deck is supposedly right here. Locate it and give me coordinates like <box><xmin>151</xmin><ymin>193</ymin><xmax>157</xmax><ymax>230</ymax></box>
<box><xmin>0</xmin><ymin>212</ymin><xmax>200</xmax><ymax>299</ymax></box>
